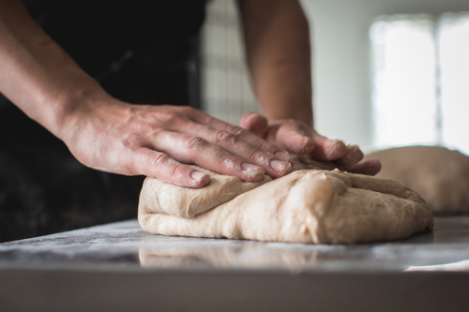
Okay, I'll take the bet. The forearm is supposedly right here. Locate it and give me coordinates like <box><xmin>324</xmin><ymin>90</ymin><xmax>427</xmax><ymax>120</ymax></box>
<box><xmin>0</xmin><ymin>0</ymin><xmax>108</xmax><ymax>139</ymax></box>
<box><xmin>238</xmin><ymin>0</ymin><xmax>312</xmax><ymax>126</ymax></box>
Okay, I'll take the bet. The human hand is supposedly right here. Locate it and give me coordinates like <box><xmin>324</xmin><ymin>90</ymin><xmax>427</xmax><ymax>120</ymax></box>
<box><xmin>60</xmin><ymin>98</ymin><xmax>294</xmax><ymax>188</ymax></box>
<box><xmin>239</xmin><ymin>113</ymin><xmax>381</xmax><ymax>175</ymax></box>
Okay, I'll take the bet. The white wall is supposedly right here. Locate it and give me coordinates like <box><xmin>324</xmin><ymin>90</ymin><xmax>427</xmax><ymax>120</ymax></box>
<box><xmin>300</xmin><ymin>0</ymin><xmax>469</xmax><ymax>152</ymax></box>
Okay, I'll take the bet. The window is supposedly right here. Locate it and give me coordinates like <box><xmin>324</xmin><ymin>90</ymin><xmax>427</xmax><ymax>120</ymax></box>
<box><xmin>370</xmin><ymin>13</ymin><xmax>469</xmax><ymax>155</ymax></box>
<box><xmin>439</xmin><ymin>13</ymin><xmax>469</xmax><ymax>156</ymax></box>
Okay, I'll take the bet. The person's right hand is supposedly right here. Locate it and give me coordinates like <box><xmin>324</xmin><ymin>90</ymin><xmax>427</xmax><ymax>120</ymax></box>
<box><xmin>60</xmin><ymin>97</ymin><xmax>293</xmax><ymax>189</ymax></box>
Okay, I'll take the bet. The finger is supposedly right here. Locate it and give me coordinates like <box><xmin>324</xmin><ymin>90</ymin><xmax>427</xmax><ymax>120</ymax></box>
<box><xmin>333</xmin><ymin>145</ymin><xmax>364</xmax><ymax>167</ymax></box>
<box><xmin>290</xmin><ymin>155</ymin><xmax>337</xmax><ymax>171</ymax></box>
<box><xmin>176</xmin><ymin>120</ymin><xmax>292</xmax><ymax>178</ymax></box>
<box><xmin>150</xmin><ymin>131</ymin><xmax>267</xmax><ymax>182</ymax></box>
<box><xmin>239</xmin><ymin>112</ymin><xmax>268</xmax><ymax>138</ymax></box>
<box><xmin>341</xmin><ymin>159</ymin><xmax>382</xmax><ymax>176</ymax></box>
<box><xmin>133</xmin><ymin>148</ymin><xmax>211</xmax><ymax>188</ymax></box>
<box><xmin>266</xmin><ymin>122</ymin><xmax>316</xmax><ymax>155</ymax></box>
<box><xmin>308</xmin><ymin>132</ymin><xmax>349</xmax><ymax>161</ymax></box>
<box><xmin>153</xmin><ymin>110</ymin><xmax>291</xmax><ymax>177</ymax></box>
<box><xmin>187</xmin><ymin>109</ymin><xmax>292</xmax><ymax>162</ymax></box>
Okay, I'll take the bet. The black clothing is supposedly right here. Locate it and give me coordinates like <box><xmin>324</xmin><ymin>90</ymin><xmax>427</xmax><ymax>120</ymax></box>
<box><xmin>23</xmin><ymin>0</ymin><xmax>206</xmax><ymax>104</ymax></box>
<box><xmin>0</xmin><ymin>1</ymin><xmax>206</xmax><ymax>242</ymax></box>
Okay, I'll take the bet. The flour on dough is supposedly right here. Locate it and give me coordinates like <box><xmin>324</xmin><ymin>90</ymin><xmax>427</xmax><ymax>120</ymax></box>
<box><xmin>138</xmin><ymin>168</ymin><xmax>433</xmax><ymax>244</ymax></box>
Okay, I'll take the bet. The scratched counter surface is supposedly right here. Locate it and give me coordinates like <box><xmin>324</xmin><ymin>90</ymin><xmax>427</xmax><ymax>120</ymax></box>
<box><xmin>1</xmin><ymin>217</ymin><xmax>469</xmax><ymax>312</ymax></box>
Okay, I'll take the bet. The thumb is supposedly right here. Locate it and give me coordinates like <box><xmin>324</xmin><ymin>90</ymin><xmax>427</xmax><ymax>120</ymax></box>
<box><xmin>239</xmin><ymin>112</ymin><xmax>268</xmax><ymax>138</ymax></box>
<box><xmin>271</xmin><ymin>121</ymin><xmax>316</xmax><ymax>155</ymax></box>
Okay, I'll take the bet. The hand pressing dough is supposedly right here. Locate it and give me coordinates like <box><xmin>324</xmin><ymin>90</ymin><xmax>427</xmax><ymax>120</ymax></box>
<box><xmin>363</xmin><ymin>146</ymin><xmax>469</xmax><ymax>214</ymax></box>
<box><xmin>139</xmin><ymin>166</ymin><xmax>272</xmax><ymax>219</ymax></box>
<box><xmin>138</xmin><ymin>160</ymin><xmax>332</xmax><ymax>219</ymax></box>
<box><xmin>139</xmin><ymin>169</ymin><xmax>433</xmax><ymax>244</ymax></box>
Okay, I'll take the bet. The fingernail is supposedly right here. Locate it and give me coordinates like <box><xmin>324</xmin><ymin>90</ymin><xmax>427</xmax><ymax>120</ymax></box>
<box><xmin>327</xmin><ymin>139</ymin><xmax>346</xmax><ymax>157</ymax></box>
<box><xmin>270</xmin><ymin>160</ymin><xmax>290</xmax><ymax>173</ymax></box>
<box><xmin>191</xmin><ymin>171</ymin><xmax>209</xmax><ymax>182</ymax></box>
<box><xmin>331</xmin><ymin>139</ymin><xmax>343</xmax><ymax>147</ymax></box>
<box><xmin>241</xmin><ymin>163</ymin><xmax>264</xmax><ymax>179</ymax></box>
<box><xmin>275</xmin><ymin>151</ymin><xmax>292</xmax><ymax>161</ymax></box>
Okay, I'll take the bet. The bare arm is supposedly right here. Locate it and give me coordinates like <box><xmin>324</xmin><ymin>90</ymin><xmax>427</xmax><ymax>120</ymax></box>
<box><xmin>0</xmin><ymin>0</ymin><xmax>104</xmax><ymax>136</ymax></box>
<box><xmin>0</xmin><ymin>0</ymin><xmax>294</xmax><ymax>187</ymax></box>
<box><xmin>239</xmin><ymin>0</ymin><xmax>312</xmax><ymax>125</ymax></box>
<box><xmin>238</xmin><ymin>0</ymin><xmax>380</xmax><ymax>174</ymax></box>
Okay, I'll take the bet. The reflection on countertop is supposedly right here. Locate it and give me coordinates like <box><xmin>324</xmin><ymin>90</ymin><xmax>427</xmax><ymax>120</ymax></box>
<box><xmin>1</xmin><ymin>216</ymin><xmax>469</xmax><ymax>272</ymax></box>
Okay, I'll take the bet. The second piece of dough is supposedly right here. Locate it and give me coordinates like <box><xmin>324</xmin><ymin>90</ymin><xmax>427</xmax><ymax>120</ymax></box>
<box><xmin>364</xmin><ymin>146</ymin><xmax>469</xmax><ymax>214</ymax></box>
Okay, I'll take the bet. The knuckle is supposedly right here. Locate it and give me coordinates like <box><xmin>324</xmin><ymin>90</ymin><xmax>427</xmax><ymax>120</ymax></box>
<box><xmin>149</xmin><ymin>153</ymin><xmax>170</xmax><ymax>168</ymax></box>
<box><xmin>222</xmin><ymin>156</ymin><xmax>241</xmax><ymax>171</ymax></box>
<box><xmin>214</xmin><ymin>131</ymin><xmax>235</xmax><ymax>145</ymax></box>
<box><xmin>259</xmin><ymin>141</ymin><xmax>276</xmax><ymax>153</ymax></box>
<box><xmin>122</xmin><ymin>134</ymin><xmax>141</xmax><ymax>150</ymax></box>
<box><xmin>250</xmin><ymin>150</ymin><xmax>270</xmax><ymax>166</ymax></box>
<box><xmin>178</xmin><ymin>106</ymin><xmax>194</xmax><ymax>116</ymax></box>
<box><xmin>198</xmin><ymin>113</ymin><xmax>212</xmax><ymax>125</ymax></box>
<box><xmin>232</xmin><ymin>127</ymin><xmax>248</xmax><ymax>138</ymax></box>
<box><xmin>128</xmin><ymin>113</ymin><xmax>154</xmax><ymax>130</ymax></box>
<box><xmin>155</xmin><ymin>112</ymin><xmax>180</xmax><ymax>124</ymax></box>
<box><xmin>172</xmin><ymin>164</ymin><xmax>188</xmax><ymax>178</ymax></box>
<box><xmin>186</xmin><ymin>137</ymin><xmax>207</xmax><ymax>151</ymax></box>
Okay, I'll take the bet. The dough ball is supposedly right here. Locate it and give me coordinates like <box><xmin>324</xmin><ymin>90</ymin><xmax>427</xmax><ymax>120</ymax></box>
<box><xmin>363</xmin><ymin>146</ymin><xmax>469</xmax><ymax>214</ymax></box>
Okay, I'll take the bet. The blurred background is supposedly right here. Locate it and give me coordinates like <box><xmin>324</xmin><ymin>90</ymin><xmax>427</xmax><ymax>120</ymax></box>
<box><xmin>1</xmin><ymin>0</ymin><xmax>468</xmax><ymax>242</ymax></box>
<box><xmin>201</xmin><ymin>0</ymin><xmax>469</xmax><ymax>155</ymax></box>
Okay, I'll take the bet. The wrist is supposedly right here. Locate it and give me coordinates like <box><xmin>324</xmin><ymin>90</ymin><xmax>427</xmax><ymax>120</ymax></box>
<box><xmin>257</xmin><ymin>80</ymin><xmax>313</xmax><ymax>126</ymax></box>
<box><xmin>52</xmin><ymin>81</ymin><xmax>115</xmax><ymax>142</ymax></box>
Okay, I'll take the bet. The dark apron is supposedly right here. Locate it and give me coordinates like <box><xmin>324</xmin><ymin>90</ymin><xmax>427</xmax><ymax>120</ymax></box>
<box><xmin>0</xmin><ymin>0</ymin><xmax>206</xmax><ymax>242</ymax></box>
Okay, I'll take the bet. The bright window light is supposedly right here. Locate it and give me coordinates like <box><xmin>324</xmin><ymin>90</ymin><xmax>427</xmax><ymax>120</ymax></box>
<box><xmin>439</xmin><ymin>13</ymin><xmax>469</xmax><ymax>155</ymax></box>
<box><xmin>370</xmin><ymin>15</ymin><xmax>438</xmax><ymax>149</ymax></box>
<box><xmin>370</xmin><ymin>13</ymin><xmax>469</xmax><ymax>155</ymax></box>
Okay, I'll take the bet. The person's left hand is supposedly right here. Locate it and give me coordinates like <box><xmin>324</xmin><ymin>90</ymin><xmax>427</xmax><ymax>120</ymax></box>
<box><xmin>239</xmin><ymin>113</ymin><xmax>381</xmax><ymax>175</ymax></box>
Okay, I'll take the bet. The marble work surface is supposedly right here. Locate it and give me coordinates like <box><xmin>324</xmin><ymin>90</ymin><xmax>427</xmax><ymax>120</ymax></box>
<box><xmin>1</xmin><ymin>216</ymin><xmax>469</xmax><ymax>272</ymax></box>
<box><xmin>2</xmin><ymin>217</ymin><xmax>469</xmax><ymax>312</ymax></box>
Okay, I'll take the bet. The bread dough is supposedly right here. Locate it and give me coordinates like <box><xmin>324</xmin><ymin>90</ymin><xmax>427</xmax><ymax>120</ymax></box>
<box><xmin>364</xmin><ymin>146</ymin><xmax>469</xmax><ymax>214</ymax></box>
<box><xmin>138</xmin><ymin>159</ymin><xmax>332</xmax><ymax>219</ymax></box>
<box><xmin>139</xmin><ymin>166</ymin><xmax>272</xmax><ymax>219</ymax></box>
<box><xmin>139</xmin><ymin>169</ymin><xmax>433</xmax><ymax>244</ymax></box>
